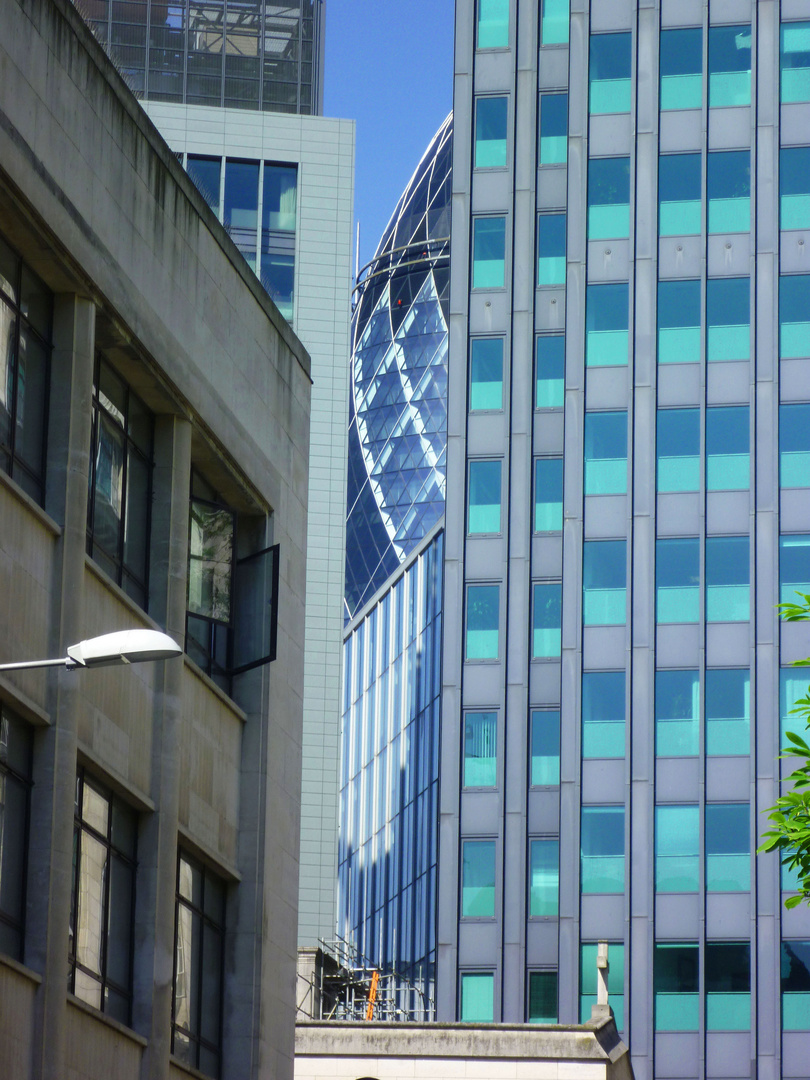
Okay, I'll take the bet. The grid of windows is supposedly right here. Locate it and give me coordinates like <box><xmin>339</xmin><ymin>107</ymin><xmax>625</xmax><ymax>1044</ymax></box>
<box><xmin>0</xmin><ymin>706</ymin><xmax>32</xmax><ymax>960</ymax></box>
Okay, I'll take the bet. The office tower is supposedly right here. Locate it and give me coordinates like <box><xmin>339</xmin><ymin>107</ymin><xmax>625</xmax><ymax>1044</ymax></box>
<box><xmin>443</xmin><ymin>1</ymin><xmax>810</xmax><ymax>1077</ymax></box>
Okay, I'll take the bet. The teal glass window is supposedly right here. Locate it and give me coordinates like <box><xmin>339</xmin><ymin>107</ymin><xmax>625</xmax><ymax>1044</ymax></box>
<box><xmin>780</xmin><ymin>148</ymin><xmax>810</xmax><ymax>231</ymax></box>
<box><xmin>588</xmin><ymin>158</ymin><xmax>630</xmax><ymax>239</ymax></box>
<box><xmin>780</xmin><ymin>534</ymin><xmax>810</xmax><ymax>605</ymax></box>
<box><xmin>477</xmin><ymin>0</ymin><xmax>508</xmax><ymax>49</ymax></box>
<box><xmin>780</xmin><ymin>403</ymin><xmax>810</xmax><ymax>488</ymax></box>
<box><xmin>655</xmin><ymin>669</ymin><xmax>699</xmax><ymax>757</ymax></box>
<box><xmin>537</xmin><ymin>214</ymin><xmax>566</xmax><ymax>286</ymax></box>
<box><xmin>706</xmin><ymin>942</ymin><xmax>751</xmax><ymax>1031</ymax></box>
<box><xmin>658</xmin><ymin>280</ymin><xmax>701</xmax><ymax>364</ymax></box>
<box><xmin>589</xmin><ymin>33</ymin><xmax>632</xmax><ymax>115</ymax></box>
<box><xmin>462</xmin><ymin>840</ymin><xmax>496</xmax><ymax>917</ymax></box>
<box><xmin>466</xmin><ymin>584</ymin><xmax>499</xmax><ymax>659</ymax></box>
<box><xmin>475</xmin><ymin>97</ymin><xmax>508</xmax><ymax>168</ymax></box>
<box><xmin>706</xmin><ymin>536</ymin><xmax>749</xmax><ymax>622</ymax></box>
<box><xmin>582</xmin><ymin>671</ymin><xmax>625</xmax><ymax>759</ymax></box>
<box><xmin>536</xmin><ymin>336</ymin><xmax>565</xmax><ymax>408</ymax></box>
<box><xmin>528</xmin><ymin>971</ymin><xmax>558</xmax><ymax>1024</ymax></box>
<box><xmin>585</xmin><ymin>411</ymin><xmax>627</xmax><ymax>494</ymax></box>
<box><xmin>659</xmin><ymin>154</ymin><xmax>701</xmax><ymax>236</ymax></box>
<box><xmin>464</xmin><ymin>712</ymin><xmax>497</xmax><ymax>788</ymax></box>
<box><xmin>654</xmin><ymin>944</ymin><xmax>700</xmax><ymax>1031</ymax></box>
<box><xmin>660</xmin><ymin>28</ymin><xmax>702</xmax><ymax>110</ymax></box>
<box><xmin>707</xmin><ymin>277</ymin><xmax>750</xmax><ymax>362</ymax></box>
<box><xmin>529</xmin><ymin>839</ymin><xmax>559</xmax><ymax>916</ymax></box>
<box><xmin>531</xmin><ymin>710</ymin><xmax>560</xmax><ymax>786</ymax></box>
<box><xmin>708</xmin><ymin>25</ymin><xmax>751</xmax><ymax>107</ymax></box>
<box><xmin>534</xmin><ymin>458</ymin><xmax>563</xmax><ymax>531</ymax></box>
<box><xmin>533</xmin><ymin>583</ymin><xmax>562</xmax><ymax>658</ymax></box>
<box><xmin>472</xmin><ymin>217</ymin><xmax>506</xmax><ymax>289</ymax></box>
<box><xmin>655</xmin><ymin>804</ymin><xmax>699</xmax><ymax>892</ymax></box>
<box><xmin>706</xmin><ymin>407</ymin><xmax>749</xmax><ymax>490</ymax></box>
<box><xmin>468</xmin><ymin>460</ymin><xmax>502</xmax><ymax>534</ymax></box>
<box><xmin>781</xmin><ymin>941</ymin><xmax>810</xmax><ymax>1030</ymax></box>
<box><xmin>586</xmin><ymin>283</ymin><xmax>629</xmax><ymax>366</ymax></box>
<box><xmin>781</xmin><ymin>22</ymin><xmax>810</xmax><ymax>103</ymax></box>
<box><xmin>708</xmin><ymin>151</ymin><xmax>750</xmax><ymax>233</ymax></box>
<box><xmin>782</xmin><ymin>850</ymin><xmax>803</xmax><ymax>894</ymax></box>
<box><xmin>706</xmin><ymin>803</ymin><xmax>750</xmax><ymax>892</ymax></box>
<box><xmin>780</xmin><ymin>276</ymin><xmax>810</xmax><ymax>359</ymax></box>
<box><xmin>657</xmin><ymin>409</ymin><xmax>699</xmax><ymax>492</ymax></box>
<box><xmin>581</xmin><ymin>806</ymin><xmax>624</xmax><ymax>894</ymax></box>
<box><xmin>541</xmin><ymin>0</ymin><xmax>569</xmax><ymax>45</ymax></box>
<box><xmin>460</xmin><ymin>972</ymin><xmax>494</xmax><ymax>1020</ymax></box>
<box><xmin>583</xmin><ymin>540</ymin><xmax>626</xmax><ymax>626</ymax></box>
<box><xmin>781</xmin><ymin>668</ymin><xmax>808</xmax><ymax>746</ymax></box>
<box><xmin>706</xmin><ymin>669</ymin><xmax>750</xmax><ymax>756</ymax></box>
<box><xmin>656</xmin><ymin>538</ymin><xmax>700</xmax><ymax>624</ymax></box>
<box><xmin>539</xmin><ymin>94</ymin><xmax>568</xmax><ymax>165</ymax></box>
<box><xmin>470</xmin><ymin>338</ymin><xmax>504</xmax><ymax>411</ymax></box>
<box><xmin>581</xmin><ymin>944</ymin><xmax>625</xmax><ymax>1029</ymax></box>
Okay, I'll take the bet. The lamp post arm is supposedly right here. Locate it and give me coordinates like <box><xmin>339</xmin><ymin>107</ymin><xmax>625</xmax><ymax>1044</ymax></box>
<box><xmin>0</xmin><ymin>657</ymin><xmax>72</xmax><ymax>672</ymax></box>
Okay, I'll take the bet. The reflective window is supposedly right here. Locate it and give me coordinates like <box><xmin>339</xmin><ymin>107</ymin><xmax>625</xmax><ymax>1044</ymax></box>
<box><xmin>655</xmin><ymin>804</ymin><xmax>699</xmax><ymax>892</ymax></box>
<box><xmin>541</xmin><ymin>0</ymin><xmax>569</xmax><ymax>45</ymax></box>
<box><xmin>781</xmin><ymin>941</ymin><xmax>810</xmax><ymax>1031</ymax></box>
<box><xmin>472</xmin><ymin>217</ymin><xmax>507</xmax><ymax>289</ymax></box>
<box><xmin>531</xmin><ymin>710</ymin><xmax>560</xmax><ymax>786</ymax></box>
<box><xmin>707</xmin><ymin>278</ymin><xmax>750</xmax><ymax>362</ymax></box>
<box><xmin>581</xmin><ymin>806</ymin><xmax>624</xmax><ymax>893</ymax></box>
<box><xmin>460</xmin><ymin>972</ymin><xmax>494</xmax><ymax>1020</ymax></box>
<box><xmin>462</xmin><ymin>840</ymin><xmax>496</xmax><ymax>917</ymax></box>
<box><xmin>529</xmin><ymin>839</ymin><xmax>559</xmax><ymax>917</ymax></box>
<box><xmin>468</xmin><ymin>459</ymin><xmax>502</xmax><ymax>534</ymax></box>
<box><xmin>586</xmin><ymin>283</ymin><xmax>629</xmax><ymax>366</ymax></box>
<box><xmin>0</xmin><ymin>707</ymin><xmax>33</xmax><ymax>960</ymax></box>
<box><xmin>224</xmin><ymin>159</ymin><xmax>259</xmax><ymax>269</ymax></box>
<box><xmin>655</xmin><ymin>944</ymin><xmax>699</xmax><ymax>1032</ymax></box>
<box><xmin>780</xmin><ymin>147</ymin><xmax>810</xmax><ymax>231</ymax></box>
<box><xmin>780</xmin><ymin>534</ymin><xmax>810</xmax><ymax>605</ymax></box>
<box><xmin>780</xmin><ymin>403</ymin><xmax>810</xmax><ymax>488</ymax></box>
<box><xmin>708</xmin><ymin>25</ymin><xmax>751</xmax><ymax>107</ymax></box>
<box><xmin>534</xmin><ymin>457</ymin><xmax>563</xmax><ymax>532</ymax></box>
<box><xmin>477</xmin><ymin>0</ymin><xmax>508</xmax><ymax>49</ymax></box>
<box><xmin>581</xmin><ymin>943</ymin><xmax>625</xmax><ymax>1029</ymax></box>
<box><xmin>706</xmin><ymin>803</ymin><xmax>750</xmax><ymax>892</ymax></box>
<box><xmin>539</xmin><ymin>94</ymin><xmax>568</xmax><ymax>165</ymax></box>
<box><xmin>536</xmin><ymin>335</ymin><xmax>565</xmax><ymax>408</ymax></box>
<box><xmin>782</xmin><ymin>668</ymin><xmax>808</xmax><ymax>745</ymax></box>
<box><xmin>656</xmin><ymin>669</ymin><xmax>699</xmax><ymax>757</ymax></box>
<box><xmin>660</xmin><ymin>28</ymin><xmax>702</xmax><ymax>110</ymax></box>
<box><xmin>584</xmin><ymin>411</ymin><xmax>627</xmax><ymax>495</ymax></box>
<box><xmin>533</xmin><ymin>583</ymin><xmax>562</xmax><ymax>658</ymax></box>
<box><xmin>658</xmin><ymin>280</ymin><xmax>701</xmax><ymax>364</ymax></box>
<box><xmin>475</xmin><ymin>97</ymin><xmax>508</xmax><ymax>168</ymax></box>
<box><xmin>707</xmin><ymin>406</ymin><xmax>749</xmax><ymax>491</ymax></box>
<box><xmin>659</xmin><ymin>153</ymin><xmax>701</xmax><ymax>236</ymax></box>
<box><xmin>187</xmin><ymin>155</ymin><xmax>221</xmax><ymax>215</ymax></box>
<box><xmin>537</xmin><ymin>214</ymin><xmax>566</xmax><ymax>286</ymax></box>
<box><xmin>656</xmin><ymin>538</ymin><xmax>700</xmax><ymax>624</ymax></box>
<box><xmin>528</xmin><ymin>971</ymin><xmax>558</xmax><ymax>1023</ymax></box>
<box><xmin>706</xmin><ymin>536</ymin><xmax>749</xmax><ymax>622</ymax></box>
<box><xmin>706</xmin><ymin>669</ymin><xmax>750</xmax><ymax>757</ymax></box>
<box><xmin>588</xmin><ymin>158</ymin><xmax>630</xmax><ymax>240</ymax></box>
<box><xmin>706</xmin><ymin>942</ymin><xmax>750</xmax><ymax>1031</ymax></box>
<box><xmin>657</xmin><ymin>409</ymin><xmax>700</xmax><ymax>492</ymax></box>
<box><xmin>466</xmin><ymin>584</ymin><xmax>500</xmax><ymax>660</ymax></box>
<box><xmin>261</xmin><ymin>163</ymin><xmax>297</xmax><ymax>320</ymax></box>
<box><xmin>464</xmin><ymin>712</ymin><xmax>497</xmax><ymax>788</ymax></box>
<box><xmin>781</xmin><ymin>22</ymin><xmax>810</xmax><ymax>103</ymax></box>
<box><xmin>780</xmin><ymin>276</ymin><xmax>810</xmax><ymax>359</ymax></box>
<box><xmin>470</xmin><ymin>338</ymin><xmax>504</xmax><ymax>411</ymax></box>
<box><xmin>582</xmin><ymin>671</ymin><xmax>625</xmax><ymax>759</ymax></box>
<box><xmin>589</xmin><ymin>34</ymin><xmax>632</xmax><ymax>114</ymax></box>
<box><xmin>707</xmin><ymin>151</ymin><xmax>750</xmax><ymax>234</ymax></box>
<box><xmin>583</xmin><ymin>540</ymin><xmax>626</xmax><ymax>626</ymax></box>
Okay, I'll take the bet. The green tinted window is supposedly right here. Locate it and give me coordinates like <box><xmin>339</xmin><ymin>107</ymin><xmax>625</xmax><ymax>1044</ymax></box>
<box><xmin>707</xmin><ymin>278</ymin><xmax>750</xmax><ymax>362</ymax></box>
<box><xmin>657</xmin><ymin>409</ymin><xmax>700</xmax><ymax>492</ymax></box>
<box><xmin>706</xmin><ymin>669</ymin><xmax>750</xmax><ymax>756</ymax></box>
<box><xmin>477</xmin><ymin>0</ymin><xmax>508</xmax><ymax>49</ymax></box>
<box><xmin>588</xmin><ymin>158</ymin><xmax>630</xmax><ymax>239</ymax></box>
<box><xmin>537</xmin><ymin>214</ymin><xmax>566</xmax><ymax>286</ymax></box>
<box><xmin>464</xmin><ymin>712</ymin><xmax>497</xmax><ymax>788</ymax></box>
<box><xmin>706</xmin><ymin>536</ymin><xmax>749</xmax><ymax>622</ymax></box>
<box><xmin>466</xmin><ymin>584</ymin><xmax>499</xmax><ymax>659</ymax></box>
<box><xmin>529</xmin><ymin>839</ymin><xmax>559</xmax><ymax>916</ymax></box>
<box><xmin>586</xmin><ymin>283</ymin><xmax>629</xmax><ymax>366</ymax></box>
<box><xmin>541</xmin><ymin>0</ymin><xmax>569</xmax><ymax>45</ymax></box>
<box><xmin>780</xmin><ymin>534</ymin><xmax>810</xmax><ymax>605</ymax></box>
<box><xmin>581</xmin><ymin>806</ymin><xmax>624</xmax><ymax>893</ymax></box>
<box><xmin>585</xmin><ymin>412</ymin><xmax>627</xmax><ymax>495</ymax></box>
<box><xmin>659</xmin><ymin>154</ymin><xmax>701</xmax><ymax>236</ymax></box>
<box><xmin>462</xmin><ymin>840</ymin><xmax>496</xmax><ymax>917</ymax></box>
<box><xmin>536</xmin><ymin>336</ymin><xmax>565</xmax><ymax>407</ymax></box>
<box><xmin>656</xmin><ymin>669</ymin><xmax>699</xmax><ymax>757</ymax></box>
<box><xmin>589</xmin><ymin>34</ymin><xmax>632</xmax><ymax>114</ymax></box>
<box><xmin>534</xmin><ymin>458</ymin><xmax>563</xmax><ymax>531</ymax></box>
<box><xmin>658</xmin><ymin>279</ymin><xmax>701</xmax><ymax>363</ymax></box>
<box><xmin>660</xmin><ymin>28</ymin><xmax>702</xmax><ymax>110</ymax></box>
<box><xmin>531</xmin><ymin>710</ymin><xmax>560</xmax><ymax>786</ymax></box>
<box><xmin>780</xmin><ymin>276</ymin><xmax>810</xmax><ymax>359</ymax></box>
<box><xmin>533</xmin><ymin>583</ymin><xmax>562</xmax><ymax>658</ymax></box>
<box><xmin>583</xmin><ymin>540</ymin><xmax>626</xmax><ymax>626</ymax></box>
<box><xmin>656</xmin><ymin>538</ymin><xmax>700</xmax><ymax>624</ymax></box>
<box><xmin>460</xmin><ymin>972</ymin><xmax>494</xmax><ymax>1020</ymax></box>
<box><xmin>655</xmin><ymin>944</ymin><xmax>699</xmax><ymax>1031</ymax></box>
<box><xmin>706</xmin><ymin>942</ymin><xmax>750</xmax><ymax>1031</ymax></box>
<box><xmin>539</xmin><ymin>94</ymin><xmax>568</xmax><ymax>165</ymax></box>
<box><xmin>528</xmin><ymin>971</ymin><xmax>558</xmax><ymax>1024</ymax></box>
<box><xmin>468</xmin><ymin>459</ymin><xmax>502</xmax><ymax>534</ymax></box>
<box><xmin>781</xmin><ymin>941</ymin><xmax>810</xmax><ymax>1030</ymax></box>
<box><xmin>780</xmin><ymin>403</ymin><xmax>810</xmax><ymax>488</ymax></box>
<box><xmin>475</xmin><ymin>97</ymin><xmax>508</xmax><ymax>168</ymax></box>
<box><xmin>582</xmin><ymin>671</ymin><xmax>625</xmax><ymax>759</ymax></box>
<box><xmin>655</xmin><ymin>805</ymin><xmax>699</xmax><ymax>892</ymax></box>
<box><xmin>470</xmin><ymin>338</ymin><xmax>504</xmax><ymax>411</ymax></box>
<box><xmin>708</xmin><ymin>25</ymin><xmax>751</xmax><ymax>107</ymax></box>
<box><xmin>780</xmin><ymin>147</ymin><xmax>810</xmax><ymax>231</ymax></box>
<box><xmin>706</xmin><ymin>803</ymin><xmax>750</xmax><ymax>892</ymax></box>
<box><xmin>706</xmin><ymin>407</ymin><xmax>749</xmax><ymax>491</ymax></box>
<box><xmin>708</xmin><ymin>151</ymin><xmax>750</xmax><ymax>234</ymax></box>
<box><xmin>581</xmin><ymin>943</ymin><xmax>625</xmax><ymax>1029</ymax></box>
<box><xmin>781</xmin><ymin>22</ymin><xmax>810</xmax><ymax>103</ymax></box>
<box><xmin>472</xmin><ymin>217</ymin><xmax>506</xmax><ymax>288</ymax></box>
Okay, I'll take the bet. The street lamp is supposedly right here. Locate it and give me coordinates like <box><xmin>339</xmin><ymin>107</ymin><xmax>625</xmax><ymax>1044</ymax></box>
<box><xmin>0</xmin><ymin>629</ymin><xmax>183</xmax><ymax>672</ymax></box>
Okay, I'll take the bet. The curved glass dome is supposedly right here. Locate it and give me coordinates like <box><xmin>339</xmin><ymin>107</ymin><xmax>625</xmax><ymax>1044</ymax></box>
<box><xmin>345</xmin><ymin>114</ymin><xmax>452</xmax><ymax>621</ymax></box>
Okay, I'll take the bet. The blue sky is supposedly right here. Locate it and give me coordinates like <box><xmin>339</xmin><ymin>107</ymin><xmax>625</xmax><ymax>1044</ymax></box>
<box><xmin>323</xmin><ymin>0</ymin><xmax>454</xmax><ymax>274</ymax></box>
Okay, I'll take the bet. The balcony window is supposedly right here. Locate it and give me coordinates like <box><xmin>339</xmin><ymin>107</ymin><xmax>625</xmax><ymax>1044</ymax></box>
<box><xmin>780</xmin><ymin>403</ymin><xmax>810</xmax><ymax>488</ymax></box>
<box><xmin>586</xmin><ymin>283</ymin><xmax>629</xmax><ymax>366</ymax></box>
<box><xmin>706</xmin><ymin>803</ymin><xmax>750</xmax><ymax>892</ymax></box>
<box><xmin>657</xmin><ymin>409</ymin><xmax>699</xmax><ymax>492</ymax></box>
<box><xmin>475</xmin><ymin>97</ymin><xmax>508</xmax><ymax>168</ymax></box>
<box><xmin>466</xmin><ymin>584</ymin><xmax>500</xmax><ymax>660</ymax></box>
<box><xmin>533</xmin><ymin>583</ymin><xmax>562</xmax><ymax>658</ymax></box>
<box><xmin>0</xmin><ymin>706</ymin><xmax>33</xmax><ymax>960</ymax></box>
<box><xmin>655</xmin><ymin>804</ymin><xmax>699</xmax><ymax>892</ymax></box>
<box><xmin>654</xmin><ymin>944</ymin><xmax>699</xmax><ymax>1031</ymax></box>
<box><xmin>472</xmin><ymin>217</ymin><xmax>506</xmax><ymax>289</ymax></box>
<box><xmin>464</xmin><ymin>712</ymin><xmax>497</xmax><ymax>788</ymax></box>
<box><xmin>706</xmin><ymin>669</ymin><xmax>750</xmax><ymax>756</ymax></box>
<box><xmin>529</xmin><ymin>839</ymin><xmax>559</xmax><ymax>917</ymax></box>
<box><xmin>659</xmin><ymin>154</ymin><xmax>701</xmax><ymax>236</ymax></box>
<box><xmin>536</xmin><ymin>335</ymin><xmax>565</xmax><ymax>408</ymax></box>
<box><xmin>656</xmin><ymin>669</ymin><xmax>699</xmax><ymax>757</ymax></box>
<box><xmin>583</xmin><ymin>540</ymin><xmax>626</xmax><ymax>626</ymax></box>
<box><xmin>187</xmin><ymin>155</ymin><xmax>221</xmax><ymax>215</ymax></box>
<box><xmin>780</xmin><ymin>276</ymin><xmax>810</xmax><ymax>359</ymax></box>
<box><xmin>531</xmin><ymin>710</ymin><xmax>560</xmax><ymax>786</ymax></box>
<box><xmin>707</xmin><ymin>151</ymin><xmax>750</xmax><ymax>233</ymax></box>
<box><xmin>781</xmin><ymin>941</ymin><xmax>810</xmax><ymax>1030</ymax></box>
<box><xmin>581</xmin><ymin>943</ymin><xmax>625</xmax><ymax>1029</ymax></box>
<box><xmin>460</xmin><ymin>972</ymin><xmax>494</xmax><ymax>1020</ymax></box>
<box><xmin>470</xmin><ymin>338</ymin><xmax>503</xmax><ymax>411</ymax></box>
<box><xmin>585</xmin><ymin>411</ymin><xmax>627</xmax><ymax>495</ymax></box>
<box><xmin>537</xmin><ymin>214</ymin><xmax>566</xmax><ymax>286</ymax></box>
<box><xmin>781</xmin><ymin>22</ymin><xmax>810</xmax><ymax>102</ymax></box>
<box><xmin>708</xmin><ymin>25</ymin><xmax>751</xmax><ymax>107</ymax></box>
<box><xmin>539</xmin><ymin>94</ymin><xmax>568</xmax><ymax>165</ymax></box>
<box><xmin>541</xmin><ymin>0</ymin><xmax>569</xmax><ymax>45</ymax></box>
<box><xmin>589</xmin><ymin>33</ymin><xmax>632</xmax><ymax>114</ymax></box>
<box><xmin>780</xmin><ymin>147</ymin><xmax>810</xmax><ymax>231</ymax></box>
<box><xmin>582</xmin><ymin>671</ymin><xmax>625</xmax><ymax>759</ymax></box>
<box><xmin>706</xmin><ymin>942</ymin><xmax>751</xmax><ymax>1031</ymax></box>
<box><xmin>706</xmin><ymin>536</ymin><xmax>749</xmax><ymax>622</ymax></box>
<box><xmin>528</xmin><ymin>971</ymin><xmax>558</xmax><ymax>1023</ymax></box>
<box><xmin>657</xmin><ymin>279</ymin><xmax>701</xmax><ymax>363</ymax></box>
<box><xmin>660</xmin><ymin>28</ymin><xmax>702</xmax><ymax>110</ymax></box>
<box><xmin>534</xmin><ymin>458</ymin><xmax>563</xmax><ymax>531</ymax></box>
<box><xmin>656</xmin><ymin>538</ymin><xmax>700</xmax><ymax>624</ymax></box>
<box><xmin>462</xmin><ymin>839</ymin><xmax>496</xmax><ymax>917</ymax></box>
<box><xmin>468</xmin><ymin>459</ymin><xmax>502</xmax><ymax>534</ymax></box>
<box><xmin>261</xmin><ymin>164</ymin><xmax>297</xmax><ymax>320</ymax></box>
<box><xmin>587</xmin><ymin>157</ymin><xmax>630</xmax><ymax>240</ymax></box>
<box><xmin>581</xmin><ymin>806</ymin><xmax>624</xmax><ymax>893</ymax></box>
<box><xmin>707</xmin><ymin>277</ymin><xmax>750</xmax><ymax>362</ymax></box>
<box><xmin>779</xmin><ymin>534</ymin><xmax>810</xmax><ymax>605</ymax></box>
<box><xmin>706</xmin><ymin>406</ymin><xmax>749</xmax><ymax>491</ymax></box>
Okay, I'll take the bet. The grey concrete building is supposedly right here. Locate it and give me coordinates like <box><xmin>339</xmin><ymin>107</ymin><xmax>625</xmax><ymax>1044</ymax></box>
<box><xmin>443</xmin><ymin>0</ymin><xmax>810</xmax><ymax>1077</ymax></box>
<box><xmin>0</xmin><ymin>1</ymin><xmax>311</xmax><ymax>1078</ymax></box>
